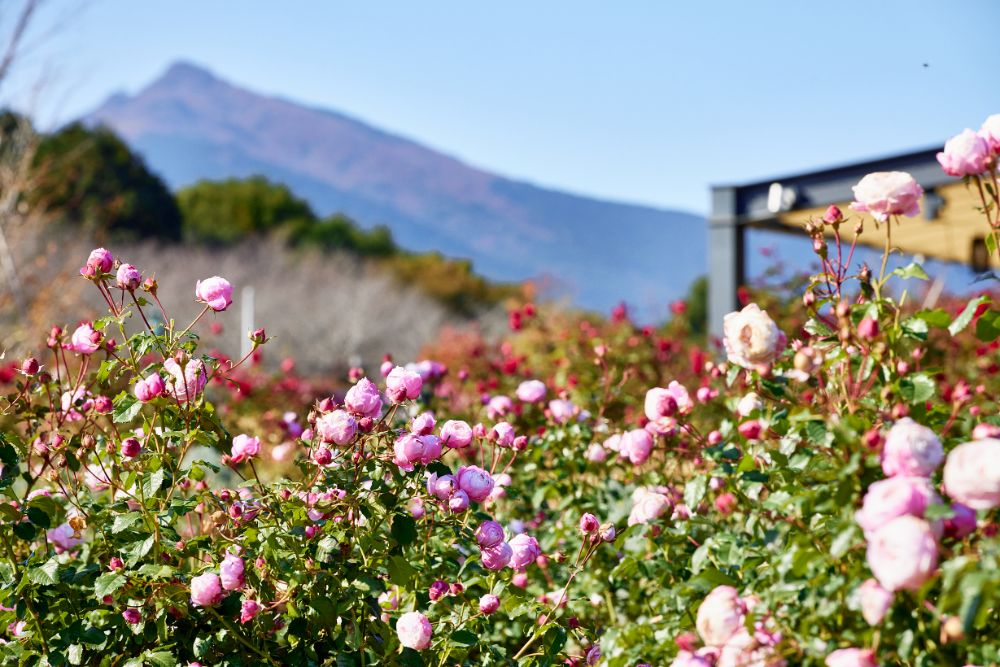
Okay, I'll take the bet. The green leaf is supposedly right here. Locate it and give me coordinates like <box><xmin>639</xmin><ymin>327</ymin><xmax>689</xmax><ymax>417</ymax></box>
<box><xmin>25</xmin><ymin>505</ymin><xmax>51</xmax><ymax>529</ymax></box>
<box><xmin>900</xmin><ymin>316</ymin><xmax>929</xmax><ymax>341</ymax></box>
<box><xmin>949</xmin><ymin>295</ymin><xmax>990</xmax><ymax>336</ymax></box>
<box><xmin>892</xmin><ymin>261</ymin><xmax>929</xmax><ymax>281</ymax></box>
<box><xmin>112</xmin><ymin>512</ymin><xmax>143</xmax><ymax>534</ymax></box>
<box><xmin>987</xmin><ymin>232</ymin><xmax>998</xmax><ymax>256</ymax></box>
<box><xmin>28</xmin><ymin>558</ymin><xmax>59</xmax><ymax>586</ymax></box>
<box><xmin>390</xmin><ymin>514</ymin><xmax>417</xmax><ymax>547</ymax></box>
<box><xmin>125</xmin><ymin>535</ymin><xmax>155</xmax><ymax>566</ymax></box>
<box><xmin>451</xmin><ymin>628</ymin><xmax>477</xmax><ymax>646</ymax></box>
<box><xmin>113</xmin><ymin>395</ymin><xmax>143</xmax><ymax>424</ymax></box>
<box><xmin>143</xmin><ymin>468</ymin><xmax>166</xmax><ymax>497</ymax></box>
<box><xmin>803</xmin><ymin>317</ymin><xmax>834</xmax><ymax>338</ymax></box>
<box><xmin>899</xmin><ymin>374</ymin><xmax>935</xmax><ymax>404</ymax></box>
<box><xmin>388</xmin><ymin>555</ymin><xmax>417</xmax><ymax>586</ymax></box>
<box><xmin>975</xmin><ymin>310</ymin><xmax>1000</xmax><ymax>342</ymax></box>
<box><xmin>94</xmin><ymin>572</ymin><xmax>126</xmax><ymax>599</ymax></box>
<box><xmin>916</xmin><ymin>308</ymin><xmax>951</xmax><ymax>328</ymax></box>
<box><xmin>145</xmin><ymin>651</ymin><xmax>175</xmax><ymax>667</ymax></box>
<box><xmin>684</xmin><ymin>475</ymin><xmax>708</xmax><ymax>509</ymax></box>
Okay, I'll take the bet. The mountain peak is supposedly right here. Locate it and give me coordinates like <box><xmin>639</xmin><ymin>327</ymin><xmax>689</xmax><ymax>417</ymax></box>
<box><xmin>87</xmin><ymin>64</ymin><xmax>705</xmax><ymax>316</ymax></box>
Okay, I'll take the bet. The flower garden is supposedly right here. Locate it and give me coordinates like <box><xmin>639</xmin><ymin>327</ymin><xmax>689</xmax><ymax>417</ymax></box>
<box><xmin>2</xmin><ymin>115</ymin><xmax>1000</xmax><ymax>666</ymax></box>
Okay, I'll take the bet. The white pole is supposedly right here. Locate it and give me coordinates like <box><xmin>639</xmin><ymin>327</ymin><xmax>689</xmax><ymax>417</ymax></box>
<box><xmin>241</xmin><ymin>286</ymin><xmax>255</xmax><ymax>358</ymax></box>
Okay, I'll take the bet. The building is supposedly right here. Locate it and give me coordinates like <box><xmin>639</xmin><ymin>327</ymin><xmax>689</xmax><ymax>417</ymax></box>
<box><xmin>708</xmin><ymin>147</ymin><xmax>991</xmax><ymax>335</ymax></box>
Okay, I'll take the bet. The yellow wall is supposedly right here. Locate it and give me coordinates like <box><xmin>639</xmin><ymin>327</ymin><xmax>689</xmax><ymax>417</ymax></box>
<box><xmin>773</xmin><ymin>181</ymin><xmax>998</xmax><ymax>267</ymax></box>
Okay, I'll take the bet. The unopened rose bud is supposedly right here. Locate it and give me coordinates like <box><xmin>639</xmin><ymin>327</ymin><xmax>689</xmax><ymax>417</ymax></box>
<box><xmin>249</xmin><ymin>328</ymin><xmax>267</xmax><ymax>345</ymax></box>
<box><xmin>20</xmin><ymin>358</ymin><xmax>39</xmax><ymax>376</ymax></box>
<box><xmin>120</xmin><ymin>437</ymin><xmax>141</xmax><ymax>458</ymax></box>
<box><xmin>858</xmin><ymin>317</ymin><xmax>879</xmax><ymax>340</ymax></box>
<box><xmin>142</xmin><ymin>276</ymin><xmax>158</xmax><ymax>294</ymax></box>
<box><xmin>802</xmin><ymin>290</ymin><xmax>816</xmax><ymax>308</ymax></box>
<box><xmin>823</xmin><ymin>204</ymin><xmax>843</xmax><ymax>224</ymax></box>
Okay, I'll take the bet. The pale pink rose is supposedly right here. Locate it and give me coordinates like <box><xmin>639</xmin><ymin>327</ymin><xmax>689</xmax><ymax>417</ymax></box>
<box><xmin>134</xmin><ymin>373</ymin><xmax>164</xmax><ymax>402</ymax></box>
<box><xmin>47</xmin><ymin>523</ymin><xmax>82</xmax><ymax>553</ymax></box>
<box><xmin>850</xmin><ymin>171</ymin><xmax>923</xmax><ymax>222</ymax></box>
<box><xmin>490</xmin><ymin>422</ymin><xmax>516</xmax><ymax>447</ymax></box>
<box><xmin>116</xmin><ymin>263</ymin><xmax>142</xmax><ymax>290</ymax></box>
<box><xmin>971</xmin><ymin>422</ymin><xmax>1000</xmax><ymax>440</ymax></box>
<box><xmin>479</xmin><ymin>594</ymin><xmax>500</xmax><ymax>615</ymax></box>
<box><xmin>866</xmin><ymin>515</ymin><xmax>938</xmax><ymax>592</ymax></box>
<box><xmin>220</xmin><ymin>553</ymin><xmax>245</xmax><ymax>591</ymax></box>
<box><xmin>855</xmin><ymin>476</ymin><xmax>938</xmax><ymax>536</ymax></box>
<box><xmin>937</xmin><ymin>129</ymin><xmax>992</xmax><ymax>177</ymax></box>
<box><xmin>670</xmin><ymin>652</ymin><xmax>714</xmax><ymax>667</ymax></box>
<box><xmin>516</xmin><ymin>380</ymin><xmax>547</xmax><ymax>403</ymax></box>
<box><xmin>344</xmin><ymin>377</ymin><xmax>382</xmax><ymax>418</ymax></box>
<box><xmin>69</xmin><ymin>323</ymin><xmax>102</xmax><ymax>354</ymax></box>
<box><xmin>628</xmin><ymin>491</ymin><xmax>671</xmax><ymax>526</ymax></box>
<box><xmin>195</xmin><ymin>276</ymin><xmax>233</xmax><ymax>311</ymax></box>
<box><xmin>378</xmin><ymin>587</ymin><xmax>399</xmax><ymax>610</ymax></box>
<box><xmin>942</xmin><ymin>439</ymin><xmax>1000</xmax><ymax>510</ymax></box>
<box><xmin>386</xmin><ymin>366</ymin><xmax>422</xmax><ymax>402</ymax></box>
<box><xmin>622</xmin><ymin>428</ymin><xmax>654</xmax><ymax>466</ymax></box>
<box><xmin>163</xmin><ymin>357</ymin><xmax>207</xmax><ymax>405</ymax></box>
<box><xmin>396</xmin><ymin>611</ymin><xmax>433</xmax><ymax>650</ymax></box>
<box><xmin>717</xmin><ymin>629</ymin><xmax>785</xmax><ymax>667</ymax></box>
<box><xmin>548</xmin><ymin>399</ymin><xmax>576</xmax><ymax>424</ymax></box>
<box><xmin>586</xmin><ymin>442</ymin><xmax>608</xmax><ymax>462</ymax></box>
<box><xmin>723</xmin><ymin>304</ymin><xmax>786</xmax><ymax>371</ymax></box>
<box><xmin>481</xmin><ymin>541</ymin><xmax>513</xmax><ymax>570</ymax></box>
<box><xmin>508</xmin><ymin>533</ymin><xmax>541</xmax><ymax>569</ymax></box>
<box><xmin>825</xmin><ymin>648</ymin><xmax>877</xmax><ymax>667</ymax></box>
<box><xmin>857</xmin><ymin>579</ymin><xmax>893</xmax><ymax>626</ymax></box>
<box><xmin>230</xmin><ymin>434</ymin><xmax>261</xmax><ymax>464</ymax></box>
<box><xmin>736</xmin><ymin>392</ymin><xmax>763</xmax><ymax>417</ymax></box>
<box><xmin>980</xmin><ymin>113</ymin><xmax>1000</xmax><ymax>153</ymax></box>
<box><xmin>696</xmin><ymin>585</ymin><xmax>744</xmax><ymax>647</ymax></box>
<box><xmin>456</xmin><ymin>465</ymin><xmax>494</xmax><ymax>503</ymax></box>
<box><xmin>881</xmin><ymin>418</ymin><xmax>943</xmax><ymax>478</ymax></box>
<box><xmin>316</xmin><ymin>410</ymin><xmax>358</xmax><ymax>446</ymax></box>
<box><xmin>190</xmin><ymin>572</ymin><xmax>224</xmax><ymax>607</ymax></box>
<box><xmin>440</xmin><ymin>420</ymin><xmax>473</xmax><ymax>448</ymax></box>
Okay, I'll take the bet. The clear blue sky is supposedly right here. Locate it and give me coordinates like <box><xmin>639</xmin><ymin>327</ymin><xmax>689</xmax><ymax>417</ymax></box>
<box><xmin>7</xmin><ymin>0</ymin><xmax>1000</xmax><ymax>214</ymax></box>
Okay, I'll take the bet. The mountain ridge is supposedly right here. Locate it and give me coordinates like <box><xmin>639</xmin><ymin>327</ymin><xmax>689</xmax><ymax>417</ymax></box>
<box><xmin>87</xmin><ymin>61</ymin><xmax>706</xmax><ymax>316</ymax></box>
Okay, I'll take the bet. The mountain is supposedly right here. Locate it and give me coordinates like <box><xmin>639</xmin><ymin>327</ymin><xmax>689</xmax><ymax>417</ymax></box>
<box><xmin>88</xmin><ymin>62</ymin><xmax>705</xmax><ymax>316</ymax></box>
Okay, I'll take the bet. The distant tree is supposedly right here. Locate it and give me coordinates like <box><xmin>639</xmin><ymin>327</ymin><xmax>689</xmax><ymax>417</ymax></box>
<box><xmin>177</xmin><ymin>176</ymin><xmax>314</xmax><ymax>244</ymax></box>
<box><xmin>287</xmin><ymin>214</ymin><xmax>397</xmax><ymax>258</ymax></box>
<box><xmin>30</xmin><ymin>122</ymin><xmax>182</xmax><ymax>241</ymax></box>
<box><xmin>683</xmin><ymin>275</ymin><xmax>708</xmax><ymax>335</ymax></box>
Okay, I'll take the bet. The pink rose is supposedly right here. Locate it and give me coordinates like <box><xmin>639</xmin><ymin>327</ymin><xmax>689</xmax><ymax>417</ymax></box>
<box><xmin>723</xmin><ymin>304</ymin><xmax>786</xmax><ymax>371</ymax></box>
<box><xmin>586</xmin><ymin>442</ymin><xmax>608</xmax><ymax>462</ymax></box>
<box><xmin>190</xmin><ymin>572</ymin><xmax>224</xmax><ymax>607</ymax></box>
<box><xmin>86</xmin><ymin>247</ymin><xmax>114</xmax><ymax>274</ymax></box>
<box><xmin>670</xmin><ymin>652</ymin><xmax>714</xmax><ymax>667</ymax></box>
<box><xmin>881</xmin><ymin>418</ymin><xmax>943</xmax><ymax>478</ymax></box>
<box><xmin>448</xmin><ymin>491</ymin><xmax>470</xmax><ymax>513</ymax></box>
<box><xmin>386</xmin><ymin>366</ymin><xmax>422</xmax><ymax>402</ymax></box>
<box><xmin>850</xmin><ymin>171</ymin><xmax>923</xmax><ymax>222</ymax></box>
<box><xmin>240</xmin><ymin>599</ymin><xmax>260</xmax><ymax>624</ymax></box>
<box><xmin>866</xmin><ymin>515</ymin><xmax>938</xmax><ymax>592</ymax></box>
<box><xmin>980</xmin><ymin>113</ymin><xmax>1000</xmax><ymax>153</ymax></box>
<box><xmin>411</xmin><ymin>412</ymin><xmax>436</xmax><ymax>436</ymax></box>
<box><xmin>456</xmin><ymin>465</ymin><xmax>494</xmax><ymax>503</ymax></box>
<box><xmin>516</xmin><ymin>380</ymin><xmax>547</xmax><ymax>403</ymax></box>
<box><xmin>857</xmin><ymin>579</ymin><xmax>893</xmax><ymax>626</ymax></box>
<box><xmin>230</xmin><ymin>434</ymin><xmax>261</xmax><ymax>464</ymax></box>
<box><xmin>942</xmin><ymin>439</ymin><xmax>1000</xmax><ymax>510</ymax></box>
<box><xmin>490</xmin><ymin>422</ymin><xmax>516</xmax><ymax>447</ymax></box>
<box><xmin>481</xmin><ymin>541</ymin><xmax>513</xmax><ymax>570</ymax></box>
<box><xmin>396</xmin><ymin>611</ymin><xmax>432</xmax><ymax>650</ymax></box>
<box><xmin>943</xmin><ymin>503</ymin><xmax>977</xmax><ymax>539</ymax></box>
<box><xmin>392</xmin><ymin>434</ymin><xmax>441</xmax><ymax>471</ymax></box>
<box><xmin>937</xmin><ymin>129</ymin><xmax>991</xmax><ymax>177</ymax></box>
<box><xmin>47</xmin><ymin>523</ymin><xmax>83</xmax><ymax>553</ymax></box>
<box><xmin>628</xmin><ymin>491</ymin><xmax>670</xmax><ymax>526</ymax></box>
<box><xmin>69</xmin><ymin>323</ymin><xmax>102</xmax><ymax>355</ymax></box>
<box><xmin>316</xmin><ymin>410</ymin><xmax>358</xmax><ymax>446</ymax></box>
<box><xmin>220</xmin><ymin>553</ymin><xmax>245</xmax><ymax>591</ymax></box>
<box><xmin>479</xmin><ymin>594</ymin><xmax>500</xmax><ymax>615</ymax></box>
<box><xmin>487</xmin><ymin>395</ymin><xmax>513</xmax><ymax>420</ymax></box>
<box><xmin>116</xmin><ymin>263</ymin><xmax>142</xmax><ymax>290</ymax></box>
<box><xmin>508</xmin><ymin>533</ymin><xmax>541</xmax><ymax>569</ymax></box>
<box><xmin>426</xmin><ymin>473</ymin><xmax>456</xmax><ymax>501</ymax></box>
<box><xmin>163</xmin><ymin>357</ymin><xmax>207</xmax><ymax>405</ymax></box>
<box><xmin>825</xmin><ymin>648</ymin><xmax>878</xmax><ymax>667</ymax></box>
<box><xmin>620</xmin><ymin>428</ymin><xmax>654</xmax><ymax>466</ymax></box>
<box><xmin>440</xmin><ymin>420</ymin><xmax>473</xmax><ymax>448</ymax></box>
<box><xmin>133</xmin><ymin>373</ymin><xmax>164</xmax><ymax>402</ymax></box>
<box><xmin>548</xmin><ymin>399</ymin><xmax>576</xmax><ymax>424</ymax></box>
<box><xmin>344</xmin><ymin>378</ymin><xmax>382</xmax><ymax>418</ymax></box>
<box><xmin>476</xmin><ymin>520</ymin><xmax>505</xmax><ymax>548</ymax></box>
<box><xmin>855</xmin><ymin>476</ymin><xmax>938</xmax><ymax>536</ymax></box>
<box><xmin>195</xmin><ymin>276</ymin><xmax>233</xmax><ymax>312</ymax></box>
<box><xmin>696</xmin><ymin>585</ymin><xmax>744</xmax><ymax>647</ymax></box>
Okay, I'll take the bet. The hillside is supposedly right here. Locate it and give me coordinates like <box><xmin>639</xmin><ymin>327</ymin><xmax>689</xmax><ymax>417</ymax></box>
<box><xmin>89</xmin><ymin>62</ymin><xmax>706</xmax><ymax>315</ymax></box>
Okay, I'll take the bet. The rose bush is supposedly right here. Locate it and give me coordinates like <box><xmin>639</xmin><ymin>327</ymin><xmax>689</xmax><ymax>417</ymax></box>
<box><xmin>1</xmin><ymin>114</ymin><xmax>1000</xmax><ymax>666</ymax></box>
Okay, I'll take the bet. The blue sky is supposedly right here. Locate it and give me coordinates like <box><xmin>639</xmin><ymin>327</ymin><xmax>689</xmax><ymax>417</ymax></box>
<box><xmin>7</xmin><ymin>0</ymin><xmax>1000</xmax><ymax>214</ymax></box>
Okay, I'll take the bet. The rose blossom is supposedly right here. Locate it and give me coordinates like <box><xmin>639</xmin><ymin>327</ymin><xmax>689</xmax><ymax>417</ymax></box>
<box><xmin>411</xmin><ymin>412</ymin><xmax>436</xmax><ymax>436</ymax></box>
<box><xmin>86</xmin><ymin>247</ymin><xmax>114</xmax><ymax>274</ymax></box>
<box><xmin>344</xmin><ymin>377</ymin><xmax>382</xmax><ymax>418</ymax></box>
<box><xmin>866</xmin><ymin>515</ymin><xmax>938</xmax><ymax>592</ymax></box>
<box><xmin>621</xmin><ymin>428</ymin><xmax>654</xmax><ymax>466</ymax></box>
<box><xmin>487</xmin><ymin>395</ymin><xmax>513</xmax><ymax>420</ymax></box>
<box><xmin>491</xmin><ymin>421</ymin><xmax>516</xmax><ymax>447</ymax></box>
<box><xmin>696</xmin><ymin>585</ymin><xmax>744</xmax><ymax>647</ymax></box>
<box><xmin>857</xmin><ymin>579</ymin><xmax>893</xmax><ymax>626</ymax></box>
<box><xmin>980</xmin><ymin>113</ymin><xmax>1000</xmax><ymax>153</ymax></box>
<box><xmin>628</xmin><ymin>491</ymin><xmax>670</xmax><ymax>526</ymax></box>
<box><xmin>220</xmin><ymin>553</ymin><xmax>246</xmax><ymax>591</ymax></box>
<box><xmin>163</xmin><ymin>357</ymin><xmax>207</xmax><ymax>404</ymax></box>
<box><xmin>134</xmin><ymin>373</ymin><xmax>164</xmax><ymax>402</ymax></box>
<box><xmin>942</xmin><ymin>438</ymin><xmax>1000</xmax><ymax>510</ymax></box>
<box><xmin>548</xmin><ymin>399</ymin><xmax>576</xmax><ymax>424</ymax></box>
<box><xmin>476</xmin><ymin>521</ymin><xmax>505</xmax><ymax>548</ymax></box>
<box><xmin>190</xmin><ymin>572</ymin><xmax>224</xmax><ymax>607</ymax></box>
<box><xmin>855</xmin><ymin>476</ymin><xmax>938</xmax><ymax>536</ymax></box>
<box><xmin>47</xmin><ymin>523</ymin><xmax>83</xmax><ymax>553</ymax></box>
<box><xmin>479</xmin><ymin>594</ymin><xmax>500</xmax><ymax>614</ymax></box>
<box><xmin>69</xmin><ymin>323</ymin><xmax>102</xmax><ymax>354</ymax></box>
<box><xmin>881</xmin><ymin>418</ymin><xmax>943</xmax><ymax>478</ymax></box>
<box><xmin>937</xmin><ymin>128</ymin><xmax>991</xmax><ymax>177</ymax></box>
<box><xmin>386</xmin><ymin>366</ymin><xmax>422</xmax><ymax>402</ymax></box>
<box><xmin>670</xmin><ymin>652</ymin><xmax>714</xmax><ymax>667</ymax></box>
<box><xmin>440</xmin><ymin>420</ymin><xmax>473</xmax><ymax>448</ymax></box>
<box><xmin>448</xmin><ymin>490</ymin><xmax>470</xmax><ymax>513</ymax></box>
<box><xmin>516</xmin><ymin>380</ymin><xmax>547</xmax><ymax>403</ymax></box>
<box><xmin>392</xmin><ymin>434</ymin><xmax>441</xmax><ymax>471</ymax></box>
<box><xmin>723</xmin><ymin>304</ymin><xmax>786</xmax><ymax>371</ymax></box>
<box><xmin>825</xmin><ymin>648</ymin><xmax>878</xmax><ymax>667</ymax></box>
<box><xmin>456</xmin><ymin>465</ymin><xmax>495</xmax><ymax>503</ymax></box>
<box><xmin>230</xmin><ymin>434</ymin><xmax>261</xmax><ymax>464</ymax></box>
<box><xmin>316</xmin><ymin>410</ymin><xmax>358</xmax><ymax>446</ymax></box>
<box><xmin>944</xmin><ymin>503</ymin><xmax>977</xmax><ymax>539</ymax></box>
<box><xmin>426</xmin><ymin>473</ymin><xmax>456</xmax><ymax>501</ymax></box>
<box><xmin>850</xmin><ymin>171</ymin><xmax>923</xmax><ymax>222</ymax></box>
<box><xmin>116</xmin><ymin>263</ymin><xmax>142</xmax><ymax>290</ymax></box>
<box><xmin>508</xmin><ymin>533</ymin><xmax>542</xmax><ymax>569</ymax></box>
<box><xmin>195</xmin><ymin>276</ymin><xmax>233</xmax><ymax>311</ymax></box>
<box><xmin>481</xmin><ymin>541</ymin><xmax>513</xmax><ymax>570</ymax></box>
<box><xmin>736</xmin><ymin>392</ymin><xmax>763</xmax><ymax>417</ymax></box>
<box><xmin>240</xmin><ymin>599</ymin><xmax>260</xmax><ymax>624</ymax></box>
<box><xmin>396</xmin><ymin>611</ymin><xmax>432</xmax><ymax>650</ymax></box>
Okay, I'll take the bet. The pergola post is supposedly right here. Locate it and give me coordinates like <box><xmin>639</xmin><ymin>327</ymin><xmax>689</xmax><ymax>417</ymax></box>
<box><xmin>708</xmin><ymin>186</ymin><xmax>743</xmax><ymax>341</ymax></box>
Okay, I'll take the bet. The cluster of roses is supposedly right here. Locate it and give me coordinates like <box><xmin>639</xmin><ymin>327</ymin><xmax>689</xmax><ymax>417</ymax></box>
<box><xmin>936</xmin><ymin>113</ymin><xmax>1000</xmax><ymax>178</ymax></box>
